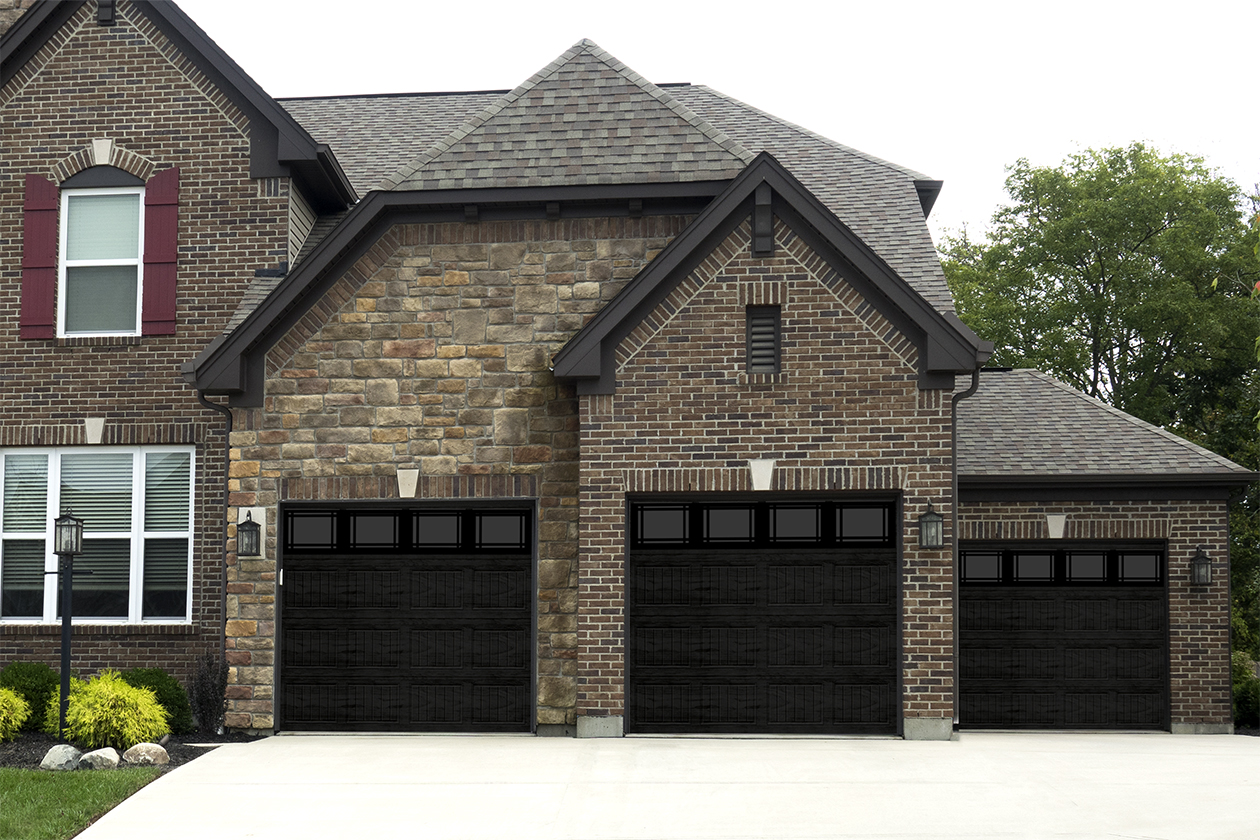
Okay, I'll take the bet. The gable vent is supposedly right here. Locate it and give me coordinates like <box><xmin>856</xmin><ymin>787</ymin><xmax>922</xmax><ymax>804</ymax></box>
<box><xmin>746</xmin><ymin>305</ymin><xmax>780</xmax><ymax>374</ymax></box>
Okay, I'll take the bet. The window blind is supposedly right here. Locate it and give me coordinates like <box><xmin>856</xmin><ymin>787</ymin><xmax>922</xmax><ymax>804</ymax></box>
<box><xmin>60</xmin><ymin>453</ymin><xmax>133</xmax><ymax>532</ymax></box>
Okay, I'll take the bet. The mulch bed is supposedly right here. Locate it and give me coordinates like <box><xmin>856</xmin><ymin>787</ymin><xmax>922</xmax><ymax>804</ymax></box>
<box><xmin>0</xmin><ymin>729</ymin><xmax>262</xmax><ymax>771</ymax></box>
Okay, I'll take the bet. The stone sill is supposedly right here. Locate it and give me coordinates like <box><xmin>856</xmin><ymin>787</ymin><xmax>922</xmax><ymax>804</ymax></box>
<box><xmin>55</xmin><ymin>335</ymin><xmax>143</xmax><ymax>348</ymax></box>
<box><xmin>0</xmin><ymin>623</ymin><xmax>198</xmax><ymax>636</ymax></box>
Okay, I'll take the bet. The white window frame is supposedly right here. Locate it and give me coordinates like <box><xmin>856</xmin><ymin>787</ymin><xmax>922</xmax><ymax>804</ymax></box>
<box><xmin>0</xmin><ymin>447</ymin><xmax>194</xmax><ymax>624</ymax></box>
<box><xmin>57</xmin><ymin>186</ymin><xmax>145</xmax><ymax>338</ymax></box>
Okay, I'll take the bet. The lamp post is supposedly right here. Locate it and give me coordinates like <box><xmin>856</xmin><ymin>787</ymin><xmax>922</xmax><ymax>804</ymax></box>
<box><xmin>53</xmin><ymin>512</ymin><xmax>84</xmax><ymax>739</ymax></box>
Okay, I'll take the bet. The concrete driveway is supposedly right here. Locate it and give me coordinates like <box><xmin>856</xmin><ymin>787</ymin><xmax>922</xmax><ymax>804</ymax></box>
<box><xmin>78</xmin><ymin>732</ymin><xmax>1259</xmax><ymax>840</ymax></box>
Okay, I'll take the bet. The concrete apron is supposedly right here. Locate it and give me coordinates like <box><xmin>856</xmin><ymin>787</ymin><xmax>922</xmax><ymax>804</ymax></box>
<box><xmin>77</xmin><ymin>732</ymin><xmax>1259</xmax><ymax>840</ymax></box>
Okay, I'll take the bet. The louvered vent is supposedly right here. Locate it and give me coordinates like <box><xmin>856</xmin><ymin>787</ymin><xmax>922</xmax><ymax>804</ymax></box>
<box><xmin>746</xmin><ymin>306</ymin><xmax>780</xmax><ymax>373</ymax></box>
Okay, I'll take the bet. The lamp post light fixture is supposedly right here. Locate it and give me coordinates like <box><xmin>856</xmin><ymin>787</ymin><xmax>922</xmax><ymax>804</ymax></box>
<box><xmin>1190</xmin><ymin>546</ymin><xmax>1212</xmax><ymax>586</ymax></box>
<box><xmin>237</xmin><ymin>511</ymin><xmax>261</xmax><ymax>558</ymax></box>
<box><xmin>52</xmin><ymin>512</ymin><xmax>84</xmax><ymax>740</ymax></box>
<box><xmin>918</xmin><ymin>503</ymin><xmax>944</xmax><ymax>550</ymax></box>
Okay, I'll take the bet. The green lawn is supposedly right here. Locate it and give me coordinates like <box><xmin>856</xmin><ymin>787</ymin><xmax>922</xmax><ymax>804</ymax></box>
<box><xmin>0</xmin><ymin>767</ymin><xmax>161</xmax><ymax>840</ymax></box>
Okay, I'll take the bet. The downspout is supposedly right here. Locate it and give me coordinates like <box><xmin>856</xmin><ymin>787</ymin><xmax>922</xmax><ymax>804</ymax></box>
<box><xmin>949</xmin><ymin>366</ymin><xmax>982</xmax><ymax>733</ymax></box>
<box><xmin>197</xmin><ymin>392</ymin><xmax>232</xmax><ymax>662</ymax></box>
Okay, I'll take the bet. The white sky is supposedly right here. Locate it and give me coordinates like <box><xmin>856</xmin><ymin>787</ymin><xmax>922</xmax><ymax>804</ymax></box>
<box><xmin>177</xmin><ymin>0</ymin><xmax>1257</xmax><ymax>245</ymax></box>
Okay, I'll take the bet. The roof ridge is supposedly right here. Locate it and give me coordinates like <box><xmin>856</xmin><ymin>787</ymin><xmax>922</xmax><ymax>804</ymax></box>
<box><xmin>375</xmin><ymin>40</ymin><xmax>751</xmax><ymax>192</ymax></box>
<box><xmin>681</xmin><ymin>84</ymin><xmax>932</xmax><ymax>182</ymax></box>
<box><xmin>1020</xmin><ymin>369</ymin><xmax>1249</xmax><ymax>472</ymax></box>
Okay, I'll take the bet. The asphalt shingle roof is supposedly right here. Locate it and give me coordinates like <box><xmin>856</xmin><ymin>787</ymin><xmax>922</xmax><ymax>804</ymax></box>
<box><xmin>378</xmin><ymin>40</ymin><xmax>752</xmax><ymax>191</ymax></box>
<box><xmin>957</xmin><ymin>369</ymin><xmax>1253</xmax><ymax>478</ymax></box>
<box><xmin>279</xmin><ymin>40</ymin><xmax>955</xmax><ymax>311</ymax></box>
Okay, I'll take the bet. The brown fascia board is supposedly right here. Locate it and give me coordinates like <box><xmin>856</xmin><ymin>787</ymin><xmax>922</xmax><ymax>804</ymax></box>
<box><xmin>551</xmin><ymin>152</ymin><xmax>987</xmax><ymax>394</ymax></box>
<box><xmin>132</xmin><ymin>1</ymin><xmax>356</xmax><ymax>210</ymax></box>
<box><xmin>959</xmin><ymin>472</ymin><xmax>1259</xmax><ymax>503</ymax></box>
<box><xmin>183</xmin><ymin>180</ymin><xmax>732</xmax><ymax>403</ymax></box>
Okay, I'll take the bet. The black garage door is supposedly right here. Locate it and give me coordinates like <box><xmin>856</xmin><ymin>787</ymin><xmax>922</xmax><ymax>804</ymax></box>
<box><xmin>279</xmin><ymin>506</ymin><xmax>533</xmax><ymax>732</ymax></box>
<box><xmin>626</xmin><ymin>499</ymin><xmax>898</xmax><ymax>735</ymax></box>
<box><xmin>959</xmin><ymin>544</ymin><xmax>1168</xmax><ymax>730</ymax></box>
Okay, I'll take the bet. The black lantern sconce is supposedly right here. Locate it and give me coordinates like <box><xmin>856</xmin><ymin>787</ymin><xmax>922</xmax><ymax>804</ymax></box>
<box><xmin>1191</xmin><ymin>546</ymin><xmax>1212</xmax><ymax>586</ymax></box>
<box><xmin>238</xmin><ymin>511</ymin><xmax>261</xmax><ymax>558</ymax></box>
<box><xmin>918</xmin><ymin>503</ymin><xmax>944</xmax><ymax>550</ymax></box>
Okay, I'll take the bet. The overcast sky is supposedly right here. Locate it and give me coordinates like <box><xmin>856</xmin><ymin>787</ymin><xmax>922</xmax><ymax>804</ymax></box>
<box><xmin>176</xmin><ymin>0</ymin><xmax>1257</xmax><ymax>244</ymax></box>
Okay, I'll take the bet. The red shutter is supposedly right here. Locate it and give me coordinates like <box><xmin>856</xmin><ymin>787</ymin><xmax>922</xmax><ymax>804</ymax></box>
<box><xmin>142</xmin><ymin>167</ymin><xmax>179</xmax><ymax>335</ymax></box>
<box><xmin>20</xmin><ymin>175</ymin><xmax>59</xmax><ymax>339</ymax></box>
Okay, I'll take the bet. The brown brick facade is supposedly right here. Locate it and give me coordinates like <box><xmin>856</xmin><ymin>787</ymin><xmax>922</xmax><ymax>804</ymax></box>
<box><xmin>221</xmin><ymin>216</ymin><xmax>691</xmax><ymax>730</ymax></box>
<box><xmin>578</xmin><ymin>220</ymin><xmax>957</xmax><ymax>731</ymax></box>
<box><xmin>1</xmin><ymin>1</ymin><xmax>293</xmax><ymax>682</ymax></box>
<box><xmin>958</xmin><ymin>499</ymin><xmax>1233</xmax><ymax>727</ymax></box>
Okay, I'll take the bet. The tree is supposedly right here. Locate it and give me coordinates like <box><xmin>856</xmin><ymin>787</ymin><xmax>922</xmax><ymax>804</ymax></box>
<box><xmin>941</xmin><ymin>144</ymin><xmax>1260</xmax><ymax>672</ymax></box>
<box><xmin>941</xmin><ymin>143</ymin><xmax>1259</xmax><ymax>432</ymax></box>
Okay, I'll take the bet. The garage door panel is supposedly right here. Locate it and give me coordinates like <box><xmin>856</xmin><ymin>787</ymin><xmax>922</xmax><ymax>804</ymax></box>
<box><xmin>960</xmin><ymin>549</ymin><xmax>1167</xmax><ymax>730</ymax></box>
<box><xmin>281</xmin><ymin>507</ymin><xmax>533</xmax><ymax>733</ymax></box>
<box><xmin>628</xmin><ymin>547</ymin><xmax>897</xmax><ymax>735</ymax></box>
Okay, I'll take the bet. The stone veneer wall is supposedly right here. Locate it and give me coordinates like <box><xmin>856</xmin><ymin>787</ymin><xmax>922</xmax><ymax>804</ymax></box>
<box><xmin>0</xmin><ymin>0</ymin><xmax>292</xmax><ymax>683</ymax></box>
<box><xmin>578</xmin><ymin>219</ymin><xmax>958</xmax><ymax>732</ymax></box>
<box><xmin>221</xmin><ymin>216</ymin><xmax>691</xmax><ymax>731</ymax></box>
<box><xmin>958</xmin><ymin>499</ymin><xmax>1233</xmax><ymax>726</ymax></box>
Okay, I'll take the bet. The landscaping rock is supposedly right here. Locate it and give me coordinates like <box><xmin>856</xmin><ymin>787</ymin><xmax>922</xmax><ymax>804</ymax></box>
<box><xmin>40</xmin><ymin>744</ymin><xmax>81</xmax><ymax>771</ymax></box>
<box><xmin>79</xmin><ymin>747</ymin><xmax>120</xmax><ymax>770</ymax></box>
<box><xmin>122</xmin><ymin>743</ymin><xmax>169</xmax><ymax>765</ymax></box>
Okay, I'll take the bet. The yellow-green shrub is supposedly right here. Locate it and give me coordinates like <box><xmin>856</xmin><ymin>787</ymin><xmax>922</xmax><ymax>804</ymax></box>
<box><xmin>0</xmin><ymin>687</ymin><xmax>31</xmax><ymax>741</ymax></box>
<box><xmin>43</xmin><ymin>671</ymin><xmax>168</xmax><ymax>749</ymax></box>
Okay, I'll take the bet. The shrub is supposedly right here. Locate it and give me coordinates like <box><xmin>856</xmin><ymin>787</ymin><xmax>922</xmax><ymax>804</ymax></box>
<box><xmin>0</xmin><ymin>661</ymin><xmax>58</xmax><ymax>732</ymax></box>
<box><xmin>120</xmin><ymin>668</ymin><xmax>195</xmax><ymax>735</ymax></box>
<box><xmin>1232</xmin><ymin>651</ymin><xmax>1260</xmax><ymax>729</ymax></box>
<box><xmin>189</xmin><ymin>653</ymin><xmax>228</xmax><ymax>735</ymax></box>
<box><xmin>0</xmin><ymin>688</ymin><xmax>31</xmax><ymax>741</ymax></box>
<box><xmin>41</xmin><ymin>677</ymin><xmax>87</xmax><ymax>737</ymax></box>
<box><xmin>43</xmin><ymin>671</ymin><xmax>168</xmax><ymax>749</ymax></box>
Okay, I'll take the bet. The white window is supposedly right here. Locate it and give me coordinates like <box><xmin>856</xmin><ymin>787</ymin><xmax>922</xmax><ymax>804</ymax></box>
<box><xmin>0</xmin><ymin>448</ymin><xmax>193</xmax><ymax>622</ymax></box>
<box><xmin>58</xmin><ymin>187</ymin><xmax>144</xmax><ymax>336</ymax></box>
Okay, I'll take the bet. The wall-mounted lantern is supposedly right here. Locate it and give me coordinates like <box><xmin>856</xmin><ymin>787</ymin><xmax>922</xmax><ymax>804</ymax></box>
<box><xmin>918</xmin><ymin>503</ymin><xmax>944</xmax><ymax>550</ymax></box>
<box><xmin>1190</xmin><ymin>546</ymin><xmax>1212</xmax><ymax>586</ymax></box>
<box><xmin>238</xmin><ymin>511</ymin><xmax>261</xmax><ymax>558</ymax></box>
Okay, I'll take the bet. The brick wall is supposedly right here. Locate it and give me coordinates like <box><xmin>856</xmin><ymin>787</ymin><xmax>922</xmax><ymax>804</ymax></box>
<box><xmin>578</xmin><ymin>219</ymin><xmax>957</xmax><ymax>728</ymax></box>
<box><xmin>221</xmin><ymin>215</ymin><xmax>691</xmax><ymax>730</ymax></box>
<box><xmin>958</xmin><ymin>499</ymin><xmax>1232</xmax><ymax>725</ymax></box>
<box><xmin>0</xmin><ymin>1</ymin><xmax>291</xmax><ymax>682</ymax></box>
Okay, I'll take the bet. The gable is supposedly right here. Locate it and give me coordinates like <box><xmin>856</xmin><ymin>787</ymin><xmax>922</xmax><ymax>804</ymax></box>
<box><xmin>552</xmin><ymin>153</ymin><xmax>989</xmax><ymax>394</ymax></box>
<box><xmin>0</xmin><ymin>0</ymin><xmax>355</xmax><ymax>212</ymax></box>
<box><xmin>379</xmin><ymin>40</ymin><xmax>751</xmax><ymax>192</ymax></box>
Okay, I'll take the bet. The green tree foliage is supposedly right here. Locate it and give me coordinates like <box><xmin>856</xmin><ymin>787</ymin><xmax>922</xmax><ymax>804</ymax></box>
<box><xmin>940</xmin><ymin>144</ymin><xmax>1260</xmax><ymax>672</ymax></box>
<box><xmin>941</xmin><ymin>143</ymin><xmax>1259</xmax><ymax>429</ymax></box>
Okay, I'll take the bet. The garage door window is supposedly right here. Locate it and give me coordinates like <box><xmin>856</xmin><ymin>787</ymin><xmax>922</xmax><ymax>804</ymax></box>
<box><xmin>285</xmin><ymin>509</ymin><xmax>530</xmax><ymax>554</ymax></box>
<box><xmin>632</xmin><ymin>501</ymin><xmax>894</xmax><ymax>549</ymax></box>
<box><xmin>962</xmin><ymin>548</ymin><xmax>1163</xmax><ymax>586</ymax></box>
